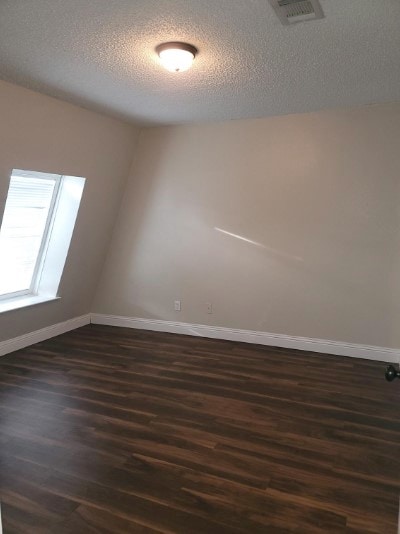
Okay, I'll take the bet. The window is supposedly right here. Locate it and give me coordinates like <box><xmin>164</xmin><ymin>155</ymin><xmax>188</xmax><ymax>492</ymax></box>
<box><xmin>0</xmin><ymin>170</ymin><xmax>61</xmax><ymax>298</ymax></box>
<box><xmin>0</xmin><ymin>169</ymin><xmax>85</xmax><ymax>312</ymax></box>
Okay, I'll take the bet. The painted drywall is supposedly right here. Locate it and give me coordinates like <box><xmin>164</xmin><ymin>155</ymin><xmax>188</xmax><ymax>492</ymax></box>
<box><xmin>0</xmin><ymin>80</ymin><xmax>139</xmax><ymax>342</ymax></box>
<box><xmin>94</xmin><ymin>103</ymin><xmax>400</xmax><ymax>349</ymax></box>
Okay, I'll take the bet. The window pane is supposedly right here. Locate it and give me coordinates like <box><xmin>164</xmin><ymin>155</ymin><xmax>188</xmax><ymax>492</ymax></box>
<box><xmin>0</xmin><ymin>172</ymin><xmax>57</xmax><ymax>296</ymax></box>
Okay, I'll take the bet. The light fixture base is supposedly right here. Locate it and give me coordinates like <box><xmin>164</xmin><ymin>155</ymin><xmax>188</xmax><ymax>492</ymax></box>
<box><xmin>156</xmin><ymin>42</ymin><xmax>198</xmax><ymax>57</ymax></box>
<box><xmin>156</xmin><ymin>42</ymin><xmax>198</xmax><ymax>73</ymax></box>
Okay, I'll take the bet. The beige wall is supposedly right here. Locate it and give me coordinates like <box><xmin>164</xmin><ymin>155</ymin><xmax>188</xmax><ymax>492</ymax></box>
<box><xmin>94</xmin><ymin>104</ymin><xmax>400</xmax><ymax>349</ymax></box>
<box><xmin>0</xmin><ymin>80</ymin><xmax>139</xmax><ymax>341</ymax></box>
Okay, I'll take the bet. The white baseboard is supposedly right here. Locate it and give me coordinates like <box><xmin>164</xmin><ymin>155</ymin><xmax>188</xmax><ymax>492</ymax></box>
<box><xmin>2</xmin><ymin>312</ymin><xmax>398</xmax><ymax>363</ymax></box>
<box><xmin>91</xmin><ymin>314</ymin><xmax>400</xmax><ymax>363</ymax></box>
<box><xmin>0</xmin><ymin>314</ymin><xmax>91</xmax><ymax>357</ymax></box>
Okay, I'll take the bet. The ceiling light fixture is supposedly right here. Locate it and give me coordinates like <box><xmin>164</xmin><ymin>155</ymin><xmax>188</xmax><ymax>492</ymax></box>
<box><xmin>156</xmin><ymin>42</ymin><xmax>197</xmax><ymax>73</ymax></box>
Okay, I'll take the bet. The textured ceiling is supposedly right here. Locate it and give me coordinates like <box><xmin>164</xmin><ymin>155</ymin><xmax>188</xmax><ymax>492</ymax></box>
<box><xmin>0</xmin><ymin>0</ymin><xmax>399</xmax><ymax>125</ymax></box>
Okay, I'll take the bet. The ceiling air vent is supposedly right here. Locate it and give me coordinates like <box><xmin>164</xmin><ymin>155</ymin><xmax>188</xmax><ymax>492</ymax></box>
<box><xmin>269</xmin><ymin>0</ymin><xmax>324</xmax><ymax>25</ymax></box>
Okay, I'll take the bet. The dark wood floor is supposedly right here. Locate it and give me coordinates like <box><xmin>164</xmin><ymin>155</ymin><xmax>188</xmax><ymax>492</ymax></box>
<box><xmin>0</xmin><ymin>325</ymin><xmax>399</xmax><ymax>533</ymax></box>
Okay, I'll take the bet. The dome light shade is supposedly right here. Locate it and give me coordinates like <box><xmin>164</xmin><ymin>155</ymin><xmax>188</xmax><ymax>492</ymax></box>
<box><xmin>156</xmin><ymin>42</ymin><xmax>197</xmax><ymax>72</ymax></box>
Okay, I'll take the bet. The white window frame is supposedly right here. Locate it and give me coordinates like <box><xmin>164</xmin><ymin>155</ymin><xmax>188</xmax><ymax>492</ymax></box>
<box><xmin>0</xmin><ymin>169</ymin><xmax>86</xmax><ymax>314</ymax></box>
<box><xmin>0</xmin><ymin>172</ymin><xmax>62</xmax><ymax>301</ymax></box>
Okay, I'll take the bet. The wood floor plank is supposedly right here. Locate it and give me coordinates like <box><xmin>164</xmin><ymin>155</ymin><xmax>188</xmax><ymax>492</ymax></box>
<box><xmin>0</xmin><ymin>324</ymin><xmax>399</xmax><ymax>533</ymax></box>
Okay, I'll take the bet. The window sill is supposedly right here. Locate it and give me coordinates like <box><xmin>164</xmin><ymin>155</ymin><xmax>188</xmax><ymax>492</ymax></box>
<box><xmin>0</xmin><ymin>295</ymin><xmax>60</xmax><ymax>314</ymax></box>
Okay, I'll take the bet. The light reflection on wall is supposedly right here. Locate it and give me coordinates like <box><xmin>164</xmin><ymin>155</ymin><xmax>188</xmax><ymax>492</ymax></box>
<box><xmin>214</xmin><ymin>227</ymin><xmax>303</xmax><ymax>262</ymax></box>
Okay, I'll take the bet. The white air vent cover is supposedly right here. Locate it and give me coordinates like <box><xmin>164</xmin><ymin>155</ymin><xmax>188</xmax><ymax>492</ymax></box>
<box><xmin>269</xmin><ymin>0</ymin><xmax>324</xmax><ymax>25</ymax></box>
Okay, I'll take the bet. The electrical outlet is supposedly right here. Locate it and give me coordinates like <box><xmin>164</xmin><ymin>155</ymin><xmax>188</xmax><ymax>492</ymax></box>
<box><xmin>174</xmin><ymin>300</ymin><xmax>181</xmax><ymax>311</ymax></box>
<box><xmin>207</xmin><ymin>302</ymin><xmax>213</xmax><ymax>314</ymax></box>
